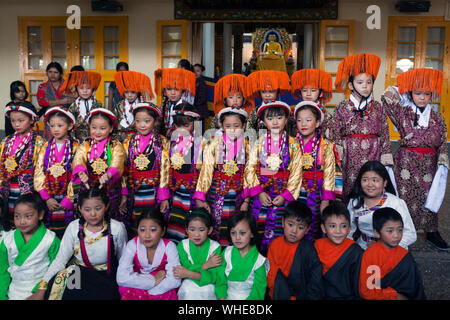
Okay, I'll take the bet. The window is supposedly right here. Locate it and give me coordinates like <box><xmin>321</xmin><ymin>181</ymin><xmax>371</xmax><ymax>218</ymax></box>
<box><xmin>319</xmin><ymin>20</ymin><xmax>355</xmax><ymax>115</ymax></box>
<box><xmin>385</xmin><ymin>16</ymin><xmax>450</xmax><ymax>140</ymax></box>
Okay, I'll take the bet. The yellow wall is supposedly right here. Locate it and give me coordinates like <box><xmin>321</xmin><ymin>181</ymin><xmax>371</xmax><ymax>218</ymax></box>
<box><xmin>0</xmin><ymin>0</ymin><xmax>174</xmax><ymax>130</ymax></box>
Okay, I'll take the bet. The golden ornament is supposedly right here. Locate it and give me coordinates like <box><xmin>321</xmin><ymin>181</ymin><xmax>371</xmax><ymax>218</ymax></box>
<box><xmin>91</xmin><ymin>158</ymin><xmax>108</xmax><ymax>175</ymax></box>
<box><xmin>49</xmin><ymin>162</ymin><xmax>66</xmax><ymax>178</ymax></box>
<box><xmin>222</xmin><ymin>160</ymin><xmax>239</xmax><ymax>177</ymax></box>
<box><xmin>5</xmin><ymin>156</ymin><xmax>18</xmax><ymax>173</ymax></box>
<box><xmin>266</xmin><ymin>153</ymin><xmax>282</xmax><ymax>171</ymax></box>
<box><xmin>302</xmin><ymin>152</ymin><xmax>315</xmax><ymax>170</ymax></box>
<box><xmin>134</xmin><ymin>154</ymin><xmax>150</xmax><ymax>171</ymax></box>
<box><xmin>170</xmin><ymin>153</ymin><xmax>184</xmax><ymax>170</ymax></box>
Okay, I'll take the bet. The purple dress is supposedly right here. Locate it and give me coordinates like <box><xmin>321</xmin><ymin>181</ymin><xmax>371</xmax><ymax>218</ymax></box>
<box><xmin>382</xmin><ymin>87</ymin><xmax>449</xmax><ymax>232</ymax></box>
<box><xmin>324</xmin><ymin>98</ymin><xmax>393</xmax><ymax>202</ymax></box>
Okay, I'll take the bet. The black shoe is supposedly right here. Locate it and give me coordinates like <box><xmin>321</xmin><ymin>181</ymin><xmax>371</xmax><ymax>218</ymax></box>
<box><xmin>426</xmin><ymin>232</ymin><xmax>450</xmax><ymax>251</ymax></box>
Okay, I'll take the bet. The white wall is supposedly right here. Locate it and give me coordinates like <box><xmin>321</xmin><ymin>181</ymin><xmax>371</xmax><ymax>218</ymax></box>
<box><xmin>0</xmin><ymin>0</ymin><xmax>173</xmax><ymax>130</ymax></box>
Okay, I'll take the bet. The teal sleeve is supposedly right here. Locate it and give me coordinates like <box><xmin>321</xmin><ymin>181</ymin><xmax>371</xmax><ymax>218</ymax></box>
<box><xmin>0</xmin><ymin>241</ymin><xmax>11</xmax><ymax>300</ymax></box>
<box><xmin>247</xmin><ymin>263</ymin><xmax>267</xmax><ymax>300</ymax></box>
<box><xmin>214</xmin><ymin>250</ymin><xmax>228</xmax><ymax>299</ymax></box>
<box><xmin>31</xmin><ymin>236</ymin><xmax>61</xmax><ymax>294</ymax></box>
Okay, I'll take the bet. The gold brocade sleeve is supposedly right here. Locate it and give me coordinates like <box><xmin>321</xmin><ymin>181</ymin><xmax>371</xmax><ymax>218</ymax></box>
<box><xmin>33</xmin><ymin>136</ymin><xmax>46</xmax><ymax>163</ymax></box>
<box><xmin>33</xmin><ymin>141</ymin><xmax>49</xmax><ymax>193</ymax></box>
<box><xmin>195</xmin><ymin>137</ymin><xmax>219</xmax><ymax>194</ymax></box>
<box><xmin>65</xmin><ymin>142</ymin><xmax>79</xmax><ymax>204</ymax></box>
<box><xmin>72</xmin><ymin>141</ymin><xmax>89</xmax><ymax>172</ymax></box>
<box><xmin>286</xmin><ymin>138</ymin><xmax>303</xmax><ymax>200</ymax></box>
<box><xmin>322</xmin><ymin>139</ymin><xmax>336</xmax><ymax>193</ymax></box>
<box><xmin>159</xmin><ymin>136</ymin><xmax>171</xmax><ymax>190</ymax></box>
<box><xmin>121</xmin><ymin>136</ymin><xmax>131</xmax><ymax>191</ymax></box>
<box><xmin>244</xmin><ymin>137</ymin><xmax>262</xmax><ymax>191</ymax></box>
<box><xmin>110</xmin><ymin>139</ymin><xmax>125</xmax><ymax>177</ymax></box>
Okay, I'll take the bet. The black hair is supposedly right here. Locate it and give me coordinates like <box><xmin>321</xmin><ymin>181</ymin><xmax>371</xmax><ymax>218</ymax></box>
<box><xmin>178</xmin><ymin>59</ymin><xmax>193</xmax><ymax>71</ymax></box>
<box><xmin>372</xmin><ymin>207</ymin><xmax>403</xmax><ymax>234</ymax></box>
<box><xmin>116</xmin><ymin>61</ymin><xmax>129</xmax><ymax>72</ymax></box>
<box><xmin>10</xmin><ymin>80</ymin><xmax>29</xmax><ymax>101</ymax></box>
<box><xmin>284</xmin><ymin>200</ymin><xmax>312</xmax><ymax>226</ymax></box>
<box><xmin>219</xmin><ymin>111</ymin><xmax>246</xmax><ymax>126</ymax></box>
<box><xmin>296</xmin><ymin>104</ymin><xmax>321</xmax><ymax>122</ymax></box>
<box><xmin>136</xmin><ymin>207</ymin><xmax>167</xmax><ymax>232</ymax></box>
<box><xmin>47</xmin><ymin>111</ymin><xmax>73</xmax><ymax>126</ymax></box>
<box><xmin>186</xmin><ymin>208</ymin><xmax>213</xmax><ymax>229</ymax></box>
<box><xmin>0</xmin><ymin>194</ymin><xmax>11</xmax><ymax>232</ymax></box>
<box><xmin>77</xmin><ymin>187</ymin><xmax>110</xmax><ymax>214</ymax></box>
<box><xmin>70</xmin><ymin>65</ymin><xmax>85</xmax><ymax>72</ymax></box>
<box><xmin>193</xmin><ymin>64</ymin><xmax>205</xmax><ymax>72</ymax></box>
<box><xmin>321</xmin><ymin>201</ymin><xmax>351</xmax><ymax>225</ymax></box>
<box><xmin>89</xmin><ymin>112</ymin><xmax>114</xmax><ymax>128</ymax></box>
<box><xmin>261</xmin><ymin>106</ymin><xmax>289</xmax><ymax>120</ymax></box>
<box><xmin>173</xmin><ymin>102</ymin><xmax>197</xmax><ymax>127</ymax></box>
<box><xmin>349</xmin><ymin>161</ymin><xmax>397</xmax><ymax>210</ymax></box>
<box><xmin>13</xmin><ymin>191</ymin><xmax>48</xmax><ymax>227</ymax></box>
<box><xmin>133</xmin><ymin>106</ymin><xmax>158</xmax><ymax>120</ymax></box>
<box><xmin>227</xmin><ymin>210</ymin><xmax>257</xmax><ymax>246</ymax></box>
<box><xmin>46</xmin><ymin>61</ymin><xmax>63</xmax><ymax>75</ymax></box>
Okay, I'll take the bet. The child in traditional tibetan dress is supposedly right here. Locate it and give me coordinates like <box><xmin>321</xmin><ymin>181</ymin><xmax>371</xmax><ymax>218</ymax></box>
<box><xmin>112</xmin><ymin>71</ymin><xmax>154</xmax><ymax>142</ymax></box>
<box><xmin>122</xmin><ymin>103</ymin><xmax>170</xmax><ymax>234</ymax></box>
<box><xmin>174</xmin><ymin>208</ymin><xmax>222</xmax><ymax>300</ymax></box>
<box><xmin>359</xmin><ymin>208</ymin><xmax>425</xmax><ymax>300</ymax></box>
<box><xmin>294</xmin><ymin>101</ymin><xmax>336</xmax><ymax>241</ymax></box>
<box><xmin>71</xmin><ymin>108</ymin><xmax>125</xmax><ymax>224</ymax></box>
<box><xmin>215</xmin><ymin>211</ymin><xmax>268</xmax><ymax>300</ymax></box>
<box><xmin>165</xmin><ymin>103</ymin><xmax>202</xmax><ymax>243</ymax></box>
<box><xmin>245</xmin><ymin>100</ymin><xmax>303</xmax><ymax>254</ymax></box>
<box><xmin>61</xmin><ymin>71</ymin><xmax>103</xmax><ymax>143</ymax></box>
<box><xmin>245</xmin><ymin>70</ymin><xmax>291</xmax><ymax>133</ymax></box>
<box><xmin>34</xmin><ymin>107</ymin><xmax>78</xmax><ymax>238</ymax></box>
<box><xmin>209</xmin><ymin>73</ymin><xmax>253</xmax><ymax>132</ymax></box>
<box><xmin>154</xmin><ymin>68</ymin><xmax>196</xmax><ymax>135</ymax></box>
<box><xmin>382</xmin><ymin>68</ymin><xmax>449</xmax><ymax>251</ymax></box>
<box><xmin>290</xmin><ymin>68</ymin><xmax>343</xmax><ymax>200</ymax></box>
<box><xmin>328</xmin><ymin>53</ymin><xmax>394</xmax><ymax>202</ymax></box>
<box><xmin>117</xmin><ymin>207</ymin><xmax>181</xmax><ymax>300</ymax></box>
<box><xmin>0</xmin><ymin>102</ymin><xmax>45</xmax><ymax>222</ymax></box>
<box><xmin>0</xmin><ymin>193</ymin><xmax>60</xmax><ymax>300</ymax></box>
<box><xmin>30</xmin><ymin>187</ymin><xmax>127</xmax><ymax>300</ymax></box>
<box><xmin>193</xmin><ymin>103</ymin><xmax>252</xmax><ymax>246</ymax></box>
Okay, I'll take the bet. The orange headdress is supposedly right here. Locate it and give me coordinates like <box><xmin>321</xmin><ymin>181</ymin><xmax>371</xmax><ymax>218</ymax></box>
<box><xmin>246</xmin><ymin>70</ymin><xmax>291</xmax><ymax>100</ymax></box>
<box><xmin>59</xmin><ymin>71</ymin><xmax>101</xmax><ymax>95</ymax></box>
<box><xmin>291</xmin><ymin>69</ymin><xmax>333</xmax><ymax>104</ymax></box>
<box><xmin>214</xmin><ymin>73</ymin><xmax>254</xmax><ymax>116</ymax></box>
<box><xmin>397</xmin><ymin>68</ymin><xmax>443</xmax><ymax>100</ymax></box>
<box><xmin>334</xmin><ymin>53</ymin><xmax>381</xmax><ymax>93</ymax></box>
<box><xmin>114</xmin><ymin>71</ymin><xmax>154</xmax><ymax>100</ymax></box>
<box><xmin>154</xmin><ymin>68</ymin><xmax>196</xmax><ymax>97</ymax></box>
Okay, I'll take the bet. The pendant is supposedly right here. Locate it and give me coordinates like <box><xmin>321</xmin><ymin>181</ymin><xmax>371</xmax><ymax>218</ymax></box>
<box><xmin>91</xmin><ymin>158</ymin><xmax>108</xmax><ymax>175</ymax></box>
<box><xmin>266</xmin><ymin>153</ymin><xmax>282</xmax><ymax>171</ymax></box>
<box><xmin>170</xmin><ymin>152</ymin><xmax>184</xmax><ymax>170</ymax></box>
<box><xmin>134</xmin><ymin>153</ymin><xmax>151</xmax><ymax>171</ymax></box>
<box><xmin>49</xmin><ymin>162</ymin><xmax>66</xmax><ymax>178</ymax></box>
<box><xmin>5</xmin><ymin>156</ymin><xmax>18</xmax><ymax>173</ymax></box>
<box><xmin>222</xmin><ymin>160</ymin><xmax>239</xmax><ymax>177</ymax></box>
<box><xmin>302</xmin><ymin>152</ymin><xmax>315</xmax><ymax>170</ymax></box>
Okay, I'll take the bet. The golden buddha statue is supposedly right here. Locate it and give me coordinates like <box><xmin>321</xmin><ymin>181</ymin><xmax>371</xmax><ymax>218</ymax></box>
<box><xmin>257</xmin><ymin>32</ymin><xmax>287</xmax><ymax>72</ymax></box>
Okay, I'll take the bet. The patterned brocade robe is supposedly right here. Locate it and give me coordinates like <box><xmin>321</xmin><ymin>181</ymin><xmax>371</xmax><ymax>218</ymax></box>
<box><xmin>382</xmin><ymin>87</ymin><xmax>449</xmax><ymax>232</ymax></box>
<box><xmin>68</xmin><ymin>98</ymin><xmax>103</xmax><ymax>143</ymax></box>
<box><xmin>325</xmin><ymin>98</ymin><xmax>393</xmax><ymax>202</ymax></box>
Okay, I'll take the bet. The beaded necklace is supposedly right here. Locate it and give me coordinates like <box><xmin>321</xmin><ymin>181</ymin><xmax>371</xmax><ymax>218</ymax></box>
<box><xmin>297</xmin><ymin>132</ymin><xmax>321</xmax><ymax>194</ymax></box>
<box><xmin>0</xmin><ymin>131</ymin><xmax>36</xmax><ymax>182</ymax></box>
<box><xmin>87</xmin><ymin>138</ymin><xmax>111</xmax><ymax>178</ymax></box>
<box><xmin>170</xmin><ymin>134</ymin><xmax>193</xmax><ymax>171</ymax></box>
<box><xmin>265</xmin><ymin>130</ymin><xmax>285</xmax><ymax>171</ymax></box>
<box><xmin>45</xmin><ymin>138</ymin><xmax>74</xmax><ymax>196</ymax></box>
<box><xmin>76</xmin><ymin>97</ymin><xmax>96</xmax><ymax>122</ymax></box>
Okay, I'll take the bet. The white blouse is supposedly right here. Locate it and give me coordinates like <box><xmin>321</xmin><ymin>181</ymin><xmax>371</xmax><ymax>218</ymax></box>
<box><xmin>116</xmin><ymin>237</ymin><xmax>181</xmax><ymax>295</ymax></box>
<box><xmin>119</xmin><ymin>100</ymin><xmax>137</xmax><ymax>129</ymax></box>
<box><xmin>348</xmin><ymin>192</ymin><xmax>417</xmax><ymax>250</ymax></box>
<box><xmin>42</xmin><ymin>219</ymin><xmax>127</xmax><ymax>282</ymax></box>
